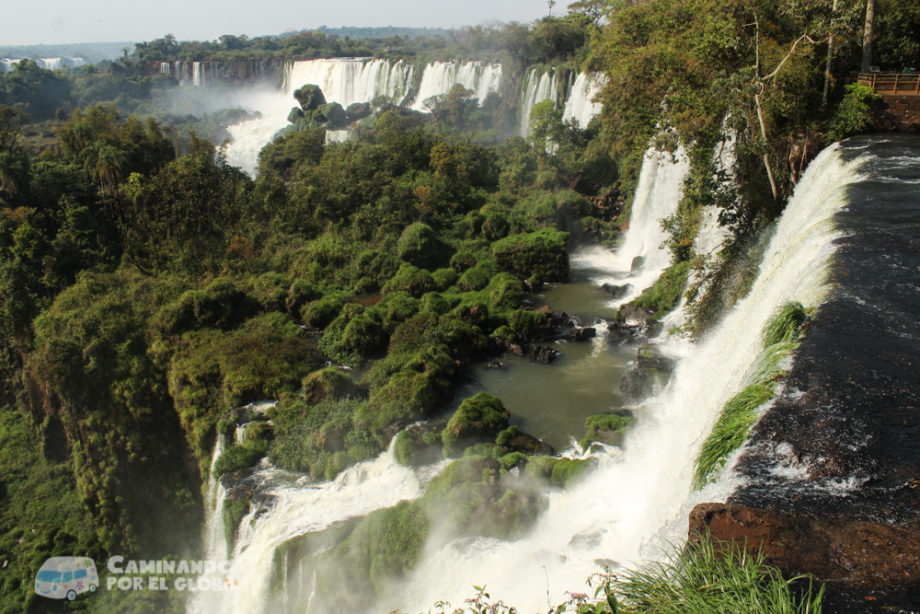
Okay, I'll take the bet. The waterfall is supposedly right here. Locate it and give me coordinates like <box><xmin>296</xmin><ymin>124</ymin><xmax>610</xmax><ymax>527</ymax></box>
<box><xmin>572</xmin><ymin>142</ymin><xmax>691</xmax><ymax>307</ymax></box>
<box><xmin>188</xmin><ymin>438</ymin><xmax>450</xmax><ymax>614</ymax></box>
<box><xmin>0</xmin><ymin>56</ymin><xmax>85</xmax><ymax>72</ymax></box>
<box><xmin>410</xmin><ymin>61</ymin><xmax>503</xmax><ymax>111</ymax></box>
<box><xmin>204</xmin><ymin>433</ymin><xmax>228</xmax><ymax>562</ymax></box>
<box><xmin>287</xmin><ymin>58</ymin><xmax>415</xmax><ymax>108</ymax></box>
<box><xmin>519</xmin><ymin>68</ymin><xmax>559</xmax><ymax>137</ymax></box>
<box><xmin>562</xmin><ymin>72</ymin><xmax>604</xmax><ymax>129</ymax></box>
<box><xmin>396</xmin><ymin>141</ymin><xmax>862</xmax><ymax>614</ymax></box>
<box><xmin>223</xmin><ymin>58</ymin><xmax>415</xmax><ymax>174</ymax></box>
<box><xmin>192</xmin><ymin>61</ymin><xmax>205</xmax><ymax>87</ymax></box>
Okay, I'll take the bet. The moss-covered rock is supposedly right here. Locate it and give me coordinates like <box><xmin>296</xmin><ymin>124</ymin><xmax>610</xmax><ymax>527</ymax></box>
<box><xmin>382</xmin><ymin>263</ymin><xmax>437</xmax><ymax>298</ymax></box>
<box><xmin>629</xmin><ymin>260</ymin><xmax>691</xmax><ymax>318</ymax></box>
<box><xmin>525</xmin><ymin>455</ymin><xmax>594</xmax><ymax>488</ymax></box>
<box><xmin>396</xmin><ymin>222</ymin><xmax>446</xmax><ymax>269</ymax></box>
<box><xmin>442</xmin><ymin>392</ymin><xmax>511</xmax><ymax>456</ymax></box>
<box><xmin>579</xmin><ymin>412</ymin><xmax>636</xmax><ymax>450</ymax></box>
<box><xmin>496</xmin><ymin>425</ymin><xmax>555</xmax><ymax>455</ymax></box>
<box><xmin>301</xmin><ymin>367</ymin><xmax>359</xmax><ymax>405</ymax></box>
<box><xmin>393</xmin><ymin>424</ymin><xmax>443</xmax><ymax>467</ymax></box>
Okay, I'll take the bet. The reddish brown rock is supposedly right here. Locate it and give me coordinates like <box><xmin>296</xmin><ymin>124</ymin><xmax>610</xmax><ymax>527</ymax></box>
<box><xmin>689</xmin><ymin>503</ymin><xmax>920</xmax><ymax>597</ymax></box>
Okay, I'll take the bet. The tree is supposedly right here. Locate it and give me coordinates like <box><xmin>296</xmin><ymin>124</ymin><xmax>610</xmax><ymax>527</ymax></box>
<box><xmin>862</xmin><ymin>0</ymin><xmax>877</xmax><ymax>70</ymax></box>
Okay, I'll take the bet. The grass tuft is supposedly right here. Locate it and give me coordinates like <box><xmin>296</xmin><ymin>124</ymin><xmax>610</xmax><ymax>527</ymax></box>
<box><xmin>762</xmin><ymin>301</ymin><xmax>808</xmax><ymax>347</ymax></box>
<box><xmin>694</xmin><ymin>383</ymin><xmax>774</xmax><ymax>489</ymax></box>
<box><xmin>613</xmin><ymin>537</ymin><xmax>824</xmax><ymax>614</ymax></box>
<box><xmin>694</xmin><ymin>301</ymin><xmax>813</xmax><ymax>488</ymax></box>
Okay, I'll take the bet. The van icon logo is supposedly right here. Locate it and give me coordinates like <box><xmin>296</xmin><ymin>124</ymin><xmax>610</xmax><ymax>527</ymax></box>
<box><xmin>34</xmin><ymin>557</ymin><xmax>98</xmax><ymax>600</ymax></box>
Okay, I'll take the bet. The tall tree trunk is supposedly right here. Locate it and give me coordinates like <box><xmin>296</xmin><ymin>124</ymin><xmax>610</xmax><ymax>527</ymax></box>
<box><xmin>822</xmin><ymin>0</ymin><xmax>839</xmax><ymax>108</ymax></box>
<box><xmin>862</xmin><ymin>0</ymin><xmax>877</xmax><ymax>71</ymax></box>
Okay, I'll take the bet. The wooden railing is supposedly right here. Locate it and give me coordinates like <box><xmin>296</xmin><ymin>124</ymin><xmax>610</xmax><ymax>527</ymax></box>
<box><xmin>858</xmin><ymin>71</ymin><xmax>920</xmax><ymax>96</ymax></box>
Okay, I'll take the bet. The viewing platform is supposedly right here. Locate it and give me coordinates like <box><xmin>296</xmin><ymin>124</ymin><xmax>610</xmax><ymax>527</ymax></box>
<box><xmin>858</xmin><ymin>71</ymin><xmax>920</xmax><ymax>96</ymax></box>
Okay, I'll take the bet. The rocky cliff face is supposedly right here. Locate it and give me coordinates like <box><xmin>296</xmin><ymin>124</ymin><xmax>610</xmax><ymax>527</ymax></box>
<box><xmin>691</xmin><ymin>135</ymin><xmax>920</xmax><ymax>613</ymax></box>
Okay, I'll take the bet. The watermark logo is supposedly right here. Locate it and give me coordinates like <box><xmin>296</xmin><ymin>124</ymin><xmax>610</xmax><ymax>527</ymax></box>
<box><xmin>34</xmin><ymin>555</ymin><xmax>237</xmax><ymax>597</ymax></box>
<box><xmin>34</xmin><ymin>557</ymin><xmax>99</xmax><ymax>601</ymax></box>
<box><xmin>106</xmin><ymin>556</ymin><xmax>237</xmax><ymax>593</ymax></box>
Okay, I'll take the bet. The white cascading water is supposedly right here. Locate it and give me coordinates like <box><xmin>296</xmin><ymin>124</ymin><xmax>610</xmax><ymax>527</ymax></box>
<box><xmin>573</xmin><ymin>142</ymin><xmax>691</xmax><ymax>308</ymax></box>
<box><xmin>223</xmin><ymin>58</ymin><xmax>414</xmax><ymax>174</ymax></box>
<box><xmin>0</xmin><ymin>56</ymin><xmax>85</xmax><ymax>72</ymax></box>
<box><xmin>562</xmin><ymin>72</ymin><xmax>605</xmax><ymax>129</ymax></box>
<box><xmin>189</xmin><ymin>438</ymin><xmax>450</xmax><ymax>614</ymax></box>
<box><xmin>192</xmin><ymin>61</ymin><xmax>205</xmax><ymax>87</ymax></box>
<box><xmin>410</xmin><ymin>61</ymin><xmax>503</xmax><ymax>111</ymax></box>
<box><xmin>204</xmin><ymin>434</ymin><xmax>228</xmax><ymax>562</ymax></box>
<box><xmin>519</xmin><ymin>68</ymin><xmax>559</xmax><ymax>137</ymax></box>
<box><xmin>395</xmin><ymin>141</ymin><xmax>864</xmax><ymax>614</ymax></box>
<box><xmin>287</xmin><ymin>58</ymin><xmax>415</xmax><ymax>108</ymax></box>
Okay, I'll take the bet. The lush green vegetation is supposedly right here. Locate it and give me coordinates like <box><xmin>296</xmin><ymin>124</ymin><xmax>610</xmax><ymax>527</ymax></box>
<box><xmin>603</xmin><ymin>537</ymin><xmax>824</xmax><ymax>614</ymax></box>
<box><xmin>2</xmin><ymin>1</ymin><xmax>913</xmax><ymax>610</ymax></box>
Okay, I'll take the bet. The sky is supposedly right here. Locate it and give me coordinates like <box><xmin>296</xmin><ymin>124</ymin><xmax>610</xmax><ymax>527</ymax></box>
<box><xmin>0</xmin><ymin>0</ymin><xmax>553</xmax><ymax>46</ymax></box>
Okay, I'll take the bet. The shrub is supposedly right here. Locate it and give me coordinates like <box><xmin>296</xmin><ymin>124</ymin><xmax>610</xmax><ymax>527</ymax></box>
<box><xmin>301</xmin><ymin>294</ymin><xmax>345</xmax><ymax>329</ymax></box>
<box><xmin>397</xmin><ymin>222</ymin><xmax>443</xmax><ymax>269</ymax></box>
<box><xmin>213</xmin><ymin>441</ymin><xmax>268</xmax><ymax>477</ymax></box>
<box><xmin>382</xmin><ymin>263</ymin><xmax>437</xmax><ymax>298</ymax></box>
<box><xmin>458</xmin><ymin>260</ymin><xmax>498</xmax><ymax>291</ymax></box>
<box><xmin>431</xmin><ymin>267</ymin><xmax>458</xmax><ymax>290</ymax></box>
<box><xmin>251</xmin><ymin>272</ymin><xmax>290</xmax><ymax>312</ymax></box>
<box><xmin>301</xmin><ymin>367</ymin><xmax>358</xmax><ymax>404</ymax></box>
<box><xmin>827</xmin><ymin>83</ymin><xmax>880</xmax><ymax>143</ymax></box>
<box><xmin>485</xmin><ymin>272</ymin><xmax>525</xmax><ymax>313</ymax></box>
<box><xmin>508</xmin><ymin>308</ymin><xmax>549</xmax><ymax>340</ymax></box>
<box><xmin>419</xmin><ymin>292</ymin><xmax>451</xmax><ymax>314</ymax></box>
<box><xmin>492</xmin><ymin>228</ymin><xmax>569</xmax><ymax>284</ymax></box>
<box><xmin>630</xmin><ymin>260</ymin><xmax>691</xmax><ymax>317</ymax></box>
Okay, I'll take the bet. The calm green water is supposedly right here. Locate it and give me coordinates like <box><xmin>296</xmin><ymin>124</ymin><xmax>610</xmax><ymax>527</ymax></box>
<box><xmin>449</xmin><ymin>257</ymin><xmax>639</xmax><ymax>451</ymax></box>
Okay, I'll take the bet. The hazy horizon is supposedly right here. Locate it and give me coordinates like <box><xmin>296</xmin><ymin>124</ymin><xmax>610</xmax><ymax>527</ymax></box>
<box><xmin>1</xmin><ymin>0</ymin><xmax>553</xmax><ymax>47</ymax></box>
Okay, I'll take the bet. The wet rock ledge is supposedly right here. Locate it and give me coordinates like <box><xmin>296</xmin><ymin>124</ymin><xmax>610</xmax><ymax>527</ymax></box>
<box><xmin>690</xmin><ymin>137</ymin><xmax>920</xmax><ymax>613</ymax></box>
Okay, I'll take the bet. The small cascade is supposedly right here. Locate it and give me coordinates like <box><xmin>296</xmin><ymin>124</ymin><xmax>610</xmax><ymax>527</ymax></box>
<box><xmin>159</xmin><ymin>61</ymin><xmax>172</xmax><ymax>76</ymax></box>
<box><xmin>397</xmin><ymin>140</ymin><xmax>861</xmax><ymax>614</ymax></box>
<box><xmin>410</xmin><ymin>61</ymin><xmax>503</xmax><ymax>111</ymax></box>
<box><xmin>192</xmin><ymin>61</ymin><xmax>205</xmax><ymax>87</ymax></box>
<box><xmin>204</xmin><ymin>433</ymin><xmax>228</xmax><ymax>562</ymax></box>
<box><xmin>188</xmin><ymin>437</ymin><xmax>449</xmax><ymax>614</ymax></box>
<box><xmin>573</xmin><ymin>142</ymin><xmax>691</xmax><ymax>307</ymax></box>
<box><xmin>519</xmin><ymin>68</ymin><xmax>559</xmax><ymax>137</ymax></box>
<box><xmin>562</xmin><ymin>72</ymin><xmax>604</xmax><ymax>129</ymax></box>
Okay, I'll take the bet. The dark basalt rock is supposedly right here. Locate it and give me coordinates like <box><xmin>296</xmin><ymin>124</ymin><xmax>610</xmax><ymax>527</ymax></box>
<box><xmin>619</xmin><ymin>367</ymin><xmax>654</xmax><ymax>401</ymax></box>
<box><xmin>636</xmin><ymin>344</ymin><xmax>675</xmax><ymax>372</ymax></box>
<box><xmin>502</xmin><ymin>431</ymin><xmax>554</xmax><ymax>456</ymax></box>
<box><xmin>531</xmin><ymin>345</ymin><xmax>559</xmax><ymax>364</ymax></box>
<box><xmin>564</xmin><ymin>327</ymin><xmax>596</xmax><ymax>342</ymax></box>
<box><xmin>601</xmin><ymin>283</ymin><xmax>632</xmax><ymax>299</ymax></box>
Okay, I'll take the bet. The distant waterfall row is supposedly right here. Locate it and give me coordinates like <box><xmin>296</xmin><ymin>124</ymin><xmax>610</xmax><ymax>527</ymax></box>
<box><xmin>216</xmin><ymin>58</ymin><xmax>605</xmax><ymax>174</ymax></box>
<box><xmin>0</xmin><ymin>56</ymin><xmax>86</xmax><ymax>72</ymax></box>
